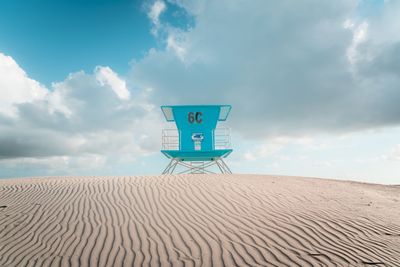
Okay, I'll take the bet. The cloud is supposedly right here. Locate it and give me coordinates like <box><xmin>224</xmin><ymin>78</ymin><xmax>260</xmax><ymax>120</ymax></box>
<box><xmin>2</xmin><ymin>0</ymin><xmax>400</xmax><ymax>178</ymax></box>
<box><xmin>95</xmin><ymin>66</ymin><xmax>130</xmax><ymax>100</ymax></box>
<box><xmin>242</xmin><ymin>136</ymin><xmax>328</xmax><ymax>162</ymax></box>
<box><xmin>148</xmin><ymin>0</ymin><xmax>167</xmax><ymax>36</ymax></box>
<box><xmin>166</xmin><ymin>30</ymin><xmax>187</xmax><ymax>61</ymax></box>
<box><xmin>0</xmin><ymin>53</ymin><xmax>163</xmax><ymax>175</ymax></box>
<box><xmin>130</xmin><ymin>0</ymin><xmax>400</xmax><ymax>139</ymax></box>
<box><xmin>386</xmin><ymin>144</ymin><xmax>400</xmax><ymax>161</ymax></box>
<box><xmin>0</xmin><ymin>53</ymin><xmax>47</xmax><ymax>117</ymax></box>
<box><xmin>344</xmin><ymin>20</ymin><xmax>369</xmax><ymax>65</ymax></box>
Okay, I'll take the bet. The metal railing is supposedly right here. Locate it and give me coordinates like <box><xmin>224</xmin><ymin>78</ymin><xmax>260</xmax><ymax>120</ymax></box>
<box><xmin>162</xmin><ymin>127</ymin><xmax>232</xmax><ymax>150</ymax></box>
<box><xmin>214</xmin><ymin>127</ymin><xmax>231</xmax><ymax>150</ymax></box>
<box><xmin>162</xmin><ymin>128</ymin><xmax>180</xmax><ymax>150</ymax></box>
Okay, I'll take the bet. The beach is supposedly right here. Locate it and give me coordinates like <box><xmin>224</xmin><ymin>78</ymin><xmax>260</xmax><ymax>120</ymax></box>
<box><xmin>0</xmin><ymin>174</ymin><xmax>399</xmax><ymax>266</ymax></box>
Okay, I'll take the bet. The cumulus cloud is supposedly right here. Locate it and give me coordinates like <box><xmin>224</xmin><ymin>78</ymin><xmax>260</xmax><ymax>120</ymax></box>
<box><xmin>0</xmin><ymin>53</ymin><xmax>48</xmax><ymax>117</ymax></box>
<box><xmin>0</xmin><ymin>53</ymin><xmax>163</xmax><ymax>175</ymax></box>
<box><xmin>166</xmin><ymin>31</ymin><xmax>187</xmax><ymax>62</ymax></box>
<box><xmin>130</xmin><ymin>0</ymin><xmax>400</xmax><ymax>139</ymax></box>
<box><xmin>95</xmin><ymin>66</ymin><xmax>130</xmax><ymax>100</ymax></box>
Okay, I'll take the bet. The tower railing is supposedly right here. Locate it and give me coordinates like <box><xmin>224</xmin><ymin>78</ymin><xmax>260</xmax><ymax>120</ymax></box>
<box><xmin>162</xmin><ymin>127</ymin><xmax>231</xmax><ymax>150</ymax></box>
<box><xmin>162</xmin><ymin>128</ymin><xmax>179</xmax><ymax>150</ymax></box>
<box><xmin>214</xmin><ymin>127</ymin><xmax>232</xmax><ymax>150</ymax></box>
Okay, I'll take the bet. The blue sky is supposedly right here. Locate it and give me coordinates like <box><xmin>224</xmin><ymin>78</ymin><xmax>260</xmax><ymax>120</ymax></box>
<box><xmin>0</xmin><ymin>0</ymin><xmax>154</xmax><ymax>85</ymax></box>
<box><xmin>0</xmin><ymin>0</ymin><xmax>193</xmax><ymax>85</ymax></box>
<box><xmin>0</xmin><ymin>0</ymin><xmax>399</xmax><ymax>184</ymax></box>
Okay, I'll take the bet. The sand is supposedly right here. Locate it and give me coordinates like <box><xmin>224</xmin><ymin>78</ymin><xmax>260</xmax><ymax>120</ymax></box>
<box><xmin>0</xmin><ymin>174</ymin><xmax>399</xmax><ymax>266</ymax></box>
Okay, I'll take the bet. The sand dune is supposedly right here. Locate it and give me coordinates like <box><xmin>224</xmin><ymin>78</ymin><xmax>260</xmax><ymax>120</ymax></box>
<box><xmin>0</xmin><ymin>174</ymin><xmax>399</xmax><ymax>266</ymax></box>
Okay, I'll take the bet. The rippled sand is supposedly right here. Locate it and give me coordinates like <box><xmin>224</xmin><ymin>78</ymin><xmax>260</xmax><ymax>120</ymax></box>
<box><xmin>0</xmin><ymin>174</ymin><xmax>399</xmax><ymax>266</ymax></box>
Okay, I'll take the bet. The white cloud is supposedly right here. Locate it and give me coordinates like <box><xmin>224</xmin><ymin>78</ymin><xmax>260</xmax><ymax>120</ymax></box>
<box><xmin>148</xmin><ymin>0</ymin><xmax>167</xmax><ymax>36</ymax></box>
<box><xmin>243</xmin><ymin>151</ymin><xmax>256</xmax><ymax>161</ymax></box>
<box><xmin>167</xmin><ymin>32</ymin><xmax>187</xmax><ymax>61</ymax></box>
<box><xmin>345</xmin><ymin>20</ymin><xmax>369</xmax><ymax>65</ymax></box>
<box><xmin>387</xmin><ymin>144</ymin><xmax>400</xmax><ymax>161</ymax></box>
<box><xmin>0</xmin><ymin>54</ymin><xmax>162</xmax><ymax>175</ymax></box>
<box><xmin>95</xmin><ymin>66</ymin><xmax>130</xmax><ymax>100</ymax></box>
<box><xmin>0</xmin><ymin>52</ymin><xmax>48</xmax><ymax>117</ymax></box>
<box><xmin>242</xmin><ymin>136</ymin><xmax>329</xmax><ymax>162</ymax></box>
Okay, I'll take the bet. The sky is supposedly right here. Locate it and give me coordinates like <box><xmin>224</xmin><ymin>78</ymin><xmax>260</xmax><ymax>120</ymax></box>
<box><xmin>0</xmin><ymin>0</ymin><xmax>399</xmax><ymax>184</ymax></box>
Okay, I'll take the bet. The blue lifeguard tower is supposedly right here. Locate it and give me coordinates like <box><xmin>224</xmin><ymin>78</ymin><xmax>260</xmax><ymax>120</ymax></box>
<box><xmin>161</xmin><ymin>105</ymin><xmax>233</xmax><ymax>174</ymax></box>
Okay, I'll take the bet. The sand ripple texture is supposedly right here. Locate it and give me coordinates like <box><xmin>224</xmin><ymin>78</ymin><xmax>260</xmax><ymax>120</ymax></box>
<box><xmin>0</xmin><ymin>175</ymin><xmax>399</xmax><ymax>266</ymax></box>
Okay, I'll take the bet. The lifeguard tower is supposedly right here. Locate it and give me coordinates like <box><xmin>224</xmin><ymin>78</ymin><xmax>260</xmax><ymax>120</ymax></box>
<box><xmin>161</xmin><ymin>105</ymin><xmax>233</xmax><ymax>174</ymax></box>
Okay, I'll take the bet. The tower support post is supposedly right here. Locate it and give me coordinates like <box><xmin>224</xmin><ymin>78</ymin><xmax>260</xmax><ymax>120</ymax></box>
<box><xmin>162</xmin><ymin>158</ymin><xmax>232</xmax><ymax>174</ymax></box>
